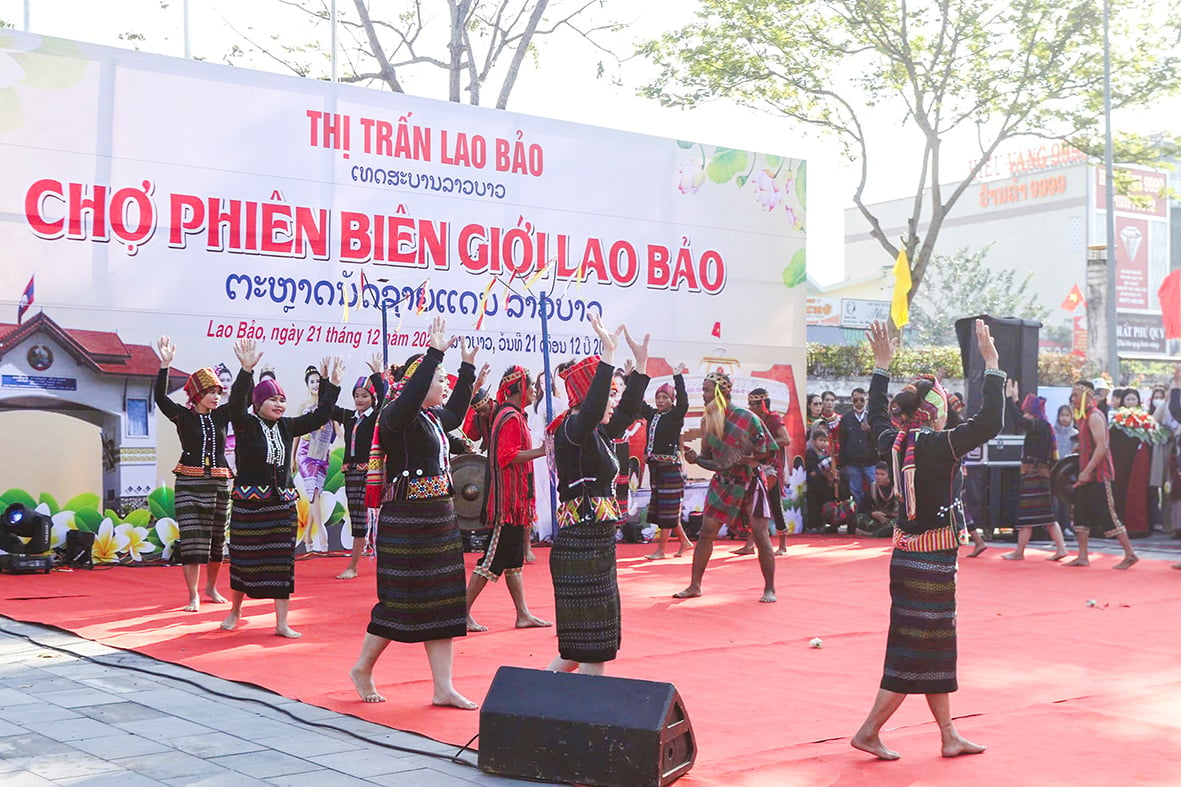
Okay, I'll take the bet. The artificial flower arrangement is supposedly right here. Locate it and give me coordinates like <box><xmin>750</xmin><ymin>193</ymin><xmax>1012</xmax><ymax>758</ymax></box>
<box><xmin>1111</xmin><ymin>407</ymin><xmax>1169</xmax><ymax>445</ymax></box>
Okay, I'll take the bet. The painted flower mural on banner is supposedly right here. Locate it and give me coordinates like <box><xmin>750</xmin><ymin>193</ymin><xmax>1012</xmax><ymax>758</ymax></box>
<box><xmin>0</xmin><ymin>33</ymin><xmax>88</xmax><ymax>132</ymax></box>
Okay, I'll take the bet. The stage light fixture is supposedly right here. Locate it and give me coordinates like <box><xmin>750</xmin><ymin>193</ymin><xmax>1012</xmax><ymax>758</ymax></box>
<box><xmin>1</xmin><ymin>503</ymin><xmax>55</xmax><ymax>574</ymax></box>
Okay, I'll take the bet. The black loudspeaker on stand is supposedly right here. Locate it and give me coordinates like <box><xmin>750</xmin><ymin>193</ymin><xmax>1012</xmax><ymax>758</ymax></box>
<box><xmin>479</xmin><ymin>666</ymin><xmax>696</xmax><ymax>787</ymax></box>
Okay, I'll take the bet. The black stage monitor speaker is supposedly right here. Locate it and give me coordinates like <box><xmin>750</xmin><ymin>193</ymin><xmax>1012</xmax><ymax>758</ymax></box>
<box><xmin>479</xmin><ymin>666</ymin><xmax>696</xmax><ymax>787</ymax></box>
<box><xmin>62</xmin><ymin>530</ymin><xmax>95</xmax><ymax>568</ymax></box>
<box><xmin>955</xmin><ymin>315</ymin><xmax>1040</xmax><ymax>433</ymax></box>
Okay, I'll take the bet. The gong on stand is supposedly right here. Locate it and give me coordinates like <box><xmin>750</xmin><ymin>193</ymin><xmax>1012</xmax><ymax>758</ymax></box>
<box><xmin>452</xmin><ymin>453</ymin><xmax>490</xmax><ymax>551</ymax></box>
<box><xmin>1050</xmin><ymin>453</ymin><xmax>1079</xmax><ymax>507</ymax></box>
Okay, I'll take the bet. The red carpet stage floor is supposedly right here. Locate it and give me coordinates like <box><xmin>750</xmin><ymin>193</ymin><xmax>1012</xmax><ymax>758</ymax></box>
<box><xmin>4</xmin><ymin>538</ymin><xmax>1181</xmax><ymax>786</ymax></box>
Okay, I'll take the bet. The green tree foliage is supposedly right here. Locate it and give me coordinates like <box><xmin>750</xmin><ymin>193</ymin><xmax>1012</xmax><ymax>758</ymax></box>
<box><xmin>640</xmin><ymin>0</ymin><xmax>1181</xmax><ymax>322</ymax></box>
<box><xmin>907</xmin><ymin>247</ymin><xmax>1050</xmax><ymax>346</ymax></box>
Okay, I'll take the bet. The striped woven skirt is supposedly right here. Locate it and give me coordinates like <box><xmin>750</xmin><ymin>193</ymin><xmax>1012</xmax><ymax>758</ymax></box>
<box><xmin>881</xmin><ymin>549</ymin><xmax>959</xmax><ymax>695</ymax></box>
<box><xmin>646</xmin><ymin>461</ymin><xmax>685</xmax><ymax>528</ymax></box>
<box><xmin>551</xmin><ymin>517</ymin><xmax>621</xmax><ymax>663</ymax></box>
<box><xmin>344</xmin><ymin>469</ymin><xmax>370</xmax><ymax>539</ymax></box>
<box><xmin>1016</xmin><ymin>473</ymin><xmax>1055</xmax><ymax>527</ymax></box>
<box><xmin>367</xmin><ymin>497</ymin><xmax>467</xmax><ymax>643</ymax></box>
<box><xmin>227</xmin><ymin>494</ymin><xmax>297</xmax><ymax>600</ymax></box>
<box><xmin>174</xmin><ymin>475</ymin><xmax>230</xmax><ymax>565</ymax></box>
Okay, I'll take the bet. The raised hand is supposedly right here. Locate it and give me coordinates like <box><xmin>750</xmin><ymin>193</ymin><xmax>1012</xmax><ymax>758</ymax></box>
<box><xmin>366</xmin><ymin>353</ymin><xmax>383</xmax><ymax>374</ymax></box>
<box><xmin>865</xmin><ymin>321</ymin><xmax>894</xmax><ymax>370</ymax></box>
<box><xmin>233</xmin><ymin>339</ymin><xmax>262</xmax><ymax>372</ymax></box>
<box><xmin>156</xmin><ymin>336</ymin><xmax>176</xmax><ymax>368</ymax></box>
<box><xmin>674</xmin><ymin>363</ymin><xmax>689</xmax><ymax>375</ymax></box>
<box><xmin>976</xmin><ymin>319</ymin><xmax>999</xmax><ymax>369</ymax></box>
<box><xmin>588</xmin><ymin>313</ymin><xmax>620</xmax><ymax>364</ymax></box>
<box><xmin>329</xmin><ymin>356</ymin><xmax>345</xmax><ymax>385</ymax></box>
<box><xmin>474</xmin><ymin>362</ymin><xmax>491</xmax><ymax>390</ymax></box>
<box><xmin>621</xmin><ymin>359</ymin><xmax>635</xmax><ymax>377</ymax></box>
<box><xmin>427</xmin><ymin>316</ymin><xmax>448</xmax><ymax>352</ymax></box>
<box><xmin>1006</xmin><ymin>378</ymin><xmax>1019</xmax><ymax>400</ymax></box>
<box><xmin>620</xmin><ymin>325</ymin><xmax>651</xmax><ymax>374</ymax></box>
<box><xmin>460</xmin><ymin>337</ymin><xmax>479</xmax><ymax>366</ymax></box>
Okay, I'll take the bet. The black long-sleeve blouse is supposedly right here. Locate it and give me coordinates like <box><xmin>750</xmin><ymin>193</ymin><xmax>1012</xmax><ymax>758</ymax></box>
<box><xmin>639</xmin><ymin>373</ymin><xmax>688</xmax><ymax>463</ymax></box>
<box><xmin>330</xmin><ymin>372</ymin><xmax>388</xmax><ymax>467</ymax></box>
<box><xmin>155</xmin><ymin>368</ymin><xmax>233</xmax><ymax>479</ymax></box>
<box><xmin>867</xmin><ymin>369</ymin><xmax>1005</xmax><ymax>536</ymax></box>
<box><xmin>379</xmin><ymin>346</ymin><xmax>475</xmax><ymax>499</ymax></box>
<box><xmin>553</xmin><ymin>363</ymin><xmax>650</xmax><ymax>505</ymax></box>
<box><xmin>1006</xmin><ymin>398</ymin><xmax>1056</xmax><ymax>465</ymax></box>
<box><xmin>229</xmin><ymin>369</ymin><xmax>339</xmax><ymax>492</ymax></box>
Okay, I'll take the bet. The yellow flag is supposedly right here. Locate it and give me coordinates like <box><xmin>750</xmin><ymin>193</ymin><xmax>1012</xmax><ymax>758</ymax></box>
<box><xmin>890</xmin><ymin>249</ymin><xmax>912</xmax><ymax>328</ymax></box>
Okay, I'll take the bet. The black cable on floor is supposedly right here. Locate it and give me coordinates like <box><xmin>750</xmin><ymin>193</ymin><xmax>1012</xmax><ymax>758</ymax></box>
<box><xmin>0</xmin><ymin>621</ymin><xmax>478</xmax><ymax>770</ymax></box>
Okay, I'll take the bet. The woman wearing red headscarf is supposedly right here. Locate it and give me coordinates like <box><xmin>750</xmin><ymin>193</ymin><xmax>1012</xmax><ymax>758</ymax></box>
<box><xmin>545</xmin><ymin>314</ymin><xmax>650</xmax><ymax>675</ymax></box>
<box><xmin>1002</xmin><ymin>383</ymin><xmax>1069</xmax><ymax>561</ymax></box>
<box><xmin>155</xmin><ymin>336</ymin><xmax>234</xmax><ymax>613</ymax></box>
<box><xmin>851</xmin><ymin>319</ymin><xmax>1004</xmax><ymax>761</ymax></box>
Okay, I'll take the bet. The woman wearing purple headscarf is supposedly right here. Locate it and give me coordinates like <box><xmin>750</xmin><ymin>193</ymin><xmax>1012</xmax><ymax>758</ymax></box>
<box><xmin>1003</xmin><ymin>382</ymin><xmax>1069</xmax><ymax>561</ymax></box>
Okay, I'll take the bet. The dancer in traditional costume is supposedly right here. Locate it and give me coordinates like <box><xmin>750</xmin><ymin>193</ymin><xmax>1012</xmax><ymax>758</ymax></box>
<box><xmin>331</xmin><ymin>354</ymin><xmax>387</xmax><ymax>580</ymax></box>
<box><xmin>674</xmin><ymin>370</ymin><xmax>778</xmax><ymax>602</ymax></box>
<box><xmin>734</xmin><ymin>387</ymin><xmax>793</xmax><ymax>554</ymax></box>
<box><xmin>851</xmin><ymin>319</ymin><xmax>1002</xmax><ymax>761</ymax></box>
<box><xmin>1002</xmin><ymin>385</ymin><xmax>1069</xmax><ymax>561</ymax></box>
<box><xmin>1065</xmin><ymin>379</ymin><xmax>1139</xmax><ymax>569</ymax></box>
<box><xmin>154</xmin><ymin>337</ymin><xmax>233</xmax><ymax>612</ymax></box>
<box><xmin>545</xmin><ymin>316</ymin><xmax>650</xmax><ymax>675</ymax></box>
<box><xmin>349</xmin><ymin>317</ymin><xmax>480</xmax><ymax>708</ymax></box>
<box><xmin>640</xmin><ymin>366</ymin><xmax>693</xmax><ymax>560</ymax></box>
<box><xmin>220</xmin><ymin>341</ymin><xmax>342</xmax><ymax>637</ymax></box>
<box><xmin>465</xmin><ymin>365</ymin><xmax>552</xmax><ymax>632</ymax></box>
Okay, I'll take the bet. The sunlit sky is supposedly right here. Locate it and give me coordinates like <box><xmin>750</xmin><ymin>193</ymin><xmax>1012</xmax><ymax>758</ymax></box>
<box><xmin>4</xmin><ymin>0</ymin><xmax>1178</xmax><ymax>286</ymax></box>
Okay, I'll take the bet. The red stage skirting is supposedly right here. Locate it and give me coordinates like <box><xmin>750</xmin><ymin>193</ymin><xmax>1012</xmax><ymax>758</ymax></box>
<box><xmin>4</xmin><ymin>539</ymin><xmax>1181</xmax><ymax>786</ymax></box>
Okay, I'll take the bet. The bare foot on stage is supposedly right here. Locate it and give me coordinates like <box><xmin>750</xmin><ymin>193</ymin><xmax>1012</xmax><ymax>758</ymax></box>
<box><xmin>335</xmin><ymin>568</ymin><xmax>358</xmax><ymax>580</ymax></box>
<box><xmin>184</xmin><ymin>597</ymin><xmax>200</xmax><ymax>613</ymax></box>
<box><xmin>1001</xmin><ymin>552</ymin><xmax>1024</xmax><ymax>561</ymax></box>
<box><xmin>1113</xmin><ymin>555</ymin><xmax>1139</xmax><ymax>570</ymax></box>
<box><xmin>673</xmin><ymin>586</ymin><xmax>702</xmax><ymax>599</ymax></box>
<box><xmin>525</xmin><ymin>551</ymin><xmax>537</xmax><ymax>564</ymax></box>
<box><xmin>275</xmin><ymin>625</ymin><xmax>302</xmax><ymax>639</ymax></box>
<box><xmin>1172</xmin><ymin>562</ymin><xmax>1181</xmax><ymax>570</ymax></box>
<box><xmin>645</xmin><ymin>552</ymin><xmax>667</xmax><ymax>560</ymax></box>
<box><xmin>1048</xmin><ymin>551</ymin><xmax>1069</xmax><ymax>561</ymax></box>
<box><xmin>774</xmin><ymin>548</ymin><xmax>788</xmax><ymax>556</ymax></box>
<box><xmin>350</xmin><ymin>667</ymin><xmax>386</xmax><ymax>703</ymax></box>
<box><xmin>1064</xmin><ymin>556</ymin><xmax>1090</xmax><ymax>567</ymax></box>
<box><xmin>730</xmin><ymin>546</ymin><xmax>755</xmax><ymax>556</ymax></box>
<box><xmin>516</xmin><ymin>614</ymin><xmax>552</xmax><ymax>628</ymax></box>
<box><xmin>219</xmin><ymin>612</ymin><xmax>240</xmax><ymax>630</ymax></box>
<box><xmin>205</xmin><ymin>589</ymin><xmax>228</xmax><ymax>603</ymax></box>
<box><xmin>941</xmin><ymin>733</ymin><xmax>986</xmax><ymax>757</ymax></box>
<box><xmin>675</xmin><ymin>547</ymin><xmax>692</xmax><ymax>557</ymax></box>
<box><xmin>466</xmin><ymin>617</ymin><xmax>488</xmax><ymax>633</ymax></box>
<box><xmin>968</xmin><ymin>544</ymin><xmax>987</xmax><ymax>558</ymax></box>
<box><xmin>759</xmin><ymin>591</ymin><xmax>777</xmax><ymax>603</ymax></box>
<box><xmin>433</xmin><ymin>690</ymin><xmax>478</xmax><ymax>710</ymax></box>
<box><xmin>851</xmin><ymin>733</ymin><xmax>900</xmax><ymax>761</ymax></box>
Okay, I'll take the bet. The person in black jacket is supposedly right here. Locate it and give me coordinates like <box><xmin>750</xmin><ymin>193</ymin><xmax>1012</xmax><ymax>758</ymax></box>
<box><xmin>154</xmin><ymin>336</ymin><xmax>233</xmax><ymax>613</ymax></box>
<box><xmin>545</xmin><ymin>315</ymin><xmax>650</xmax><ymax>675</ymax></box>
<box><xmin>330</xmin><ymin>354</ymin><xmax>387</xmax><ymax>580</ymax></box>
<box><xmin>851</xmin><ymin>319</ymin><xmax>1003</xmax><ymax>762</ymax></box>
<box><xmin>219</xmin><ymin>339</ymin><xmax>342</xmax><ymax>638</ymax></box>
<box><xmin>349</xmin><ymin>317</ymin><xmax>480</xmax><ymax>709</ymax></box>
<box><xmin>640</xmin><ymin>365</ymin><xmax>692</xmax><ymax>559</ymax></box>
<box><xmin>838</xmin><ymin>387</ymin><xmax>876</xmax><ymax>508</ymax></box>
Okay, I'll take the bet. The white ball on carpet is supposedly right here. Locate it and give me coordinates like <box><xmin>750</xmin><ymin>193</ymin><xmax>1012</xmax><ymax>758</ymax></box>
<box><xmin>809</xmin><ymin>637</ymin><xmax>823</xmax><ymax>649</ymax></box>
<box><xmin>1085</xmin><ymin>599</ymin><xmax>1097</xmax><ymax>607</ymax></box>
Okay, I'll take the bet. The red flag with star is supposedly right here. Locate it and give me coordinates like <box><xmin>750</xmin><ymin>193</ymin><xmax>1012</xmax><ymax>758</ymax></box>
<box><xmin>1061</xmin><ymin>283</ymin><xmax>1084</xmax><ymax>312</ymax></box>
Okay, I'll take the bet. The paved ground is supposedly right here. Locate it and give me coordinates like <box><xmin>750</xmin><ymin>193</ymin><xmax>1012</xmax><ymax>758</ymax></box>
<box><xmin>0</xmin><ymin>617</ymin><xmax>559</xmax><ymax>786</ymax></box>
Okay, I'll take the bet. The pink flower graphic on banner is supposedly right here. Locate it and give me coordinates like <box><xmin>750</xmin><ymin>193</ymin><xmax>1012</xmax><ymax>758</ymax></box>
<box><xmin>752</xmin><ymin>169</ymin><xmax>785</xmax><ymax>212</ymax></box>
<box><xmin>677</xmin><ymin>161</ymin><xmax>705</xmax><ymax>195</ymax></box>
<box><xmin>0</xmin><ymin>33</ymin><xmax>88</xmax><ymax>132</ymax></box>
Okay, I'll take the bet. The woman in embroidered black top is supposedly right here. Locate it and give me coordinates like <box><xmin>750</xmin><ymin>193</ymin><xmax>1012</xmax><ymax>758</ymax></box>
<box><xmin>219</xmin><ymin>340</ymin><xmax>342</xmax><ymax>639</ymax></box>
<box><xmin>851</xmin><ymin>320</ymin><xmax>1004</xmax><ymax>761</ymax></box>
<box><xmin>1002</xmin><ymin>384</ymin><xmax>1069</xmax><ymax>561</ymax></box>
<box><xmin>349</xmin><ymin>317</ymin><xmax>480</xmax><ymax>710</ymax></box>
<box><xmin>545</xmin><ymin>315</ymin><xmax>651</xmax><ymax>675</ymax></box>
<box><xmin>329</xmin><ymin>354</ymin><xmax>387</xmax><ymax>581</ymax></box>
<box><xmin>154</xmin><ymin>336</ymin><xmax>234</xmax><ymax>613</ymax></box>
<box><xmin>639</xmin><ymin>365</ymin><xmax>691</xmax><ymax>559</ymax></box>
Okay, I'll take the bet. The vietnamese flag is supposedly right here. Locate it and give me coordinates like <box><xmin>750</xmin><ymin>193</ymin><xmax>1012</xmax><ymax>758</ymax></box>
<box><xmin>1159</xmin><ymin>270</ymin><xmax>1181</xmax><ymax>340</ymax></box>
<box><xmin>710</xmin><ymin>322</ymin><xmax>722</xmax><ymax>339</ymax></box>
<box><xmin>1061</xmin><ymin>283</ymin><xmax>1084</xmax><ymax>312</ymax></box>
